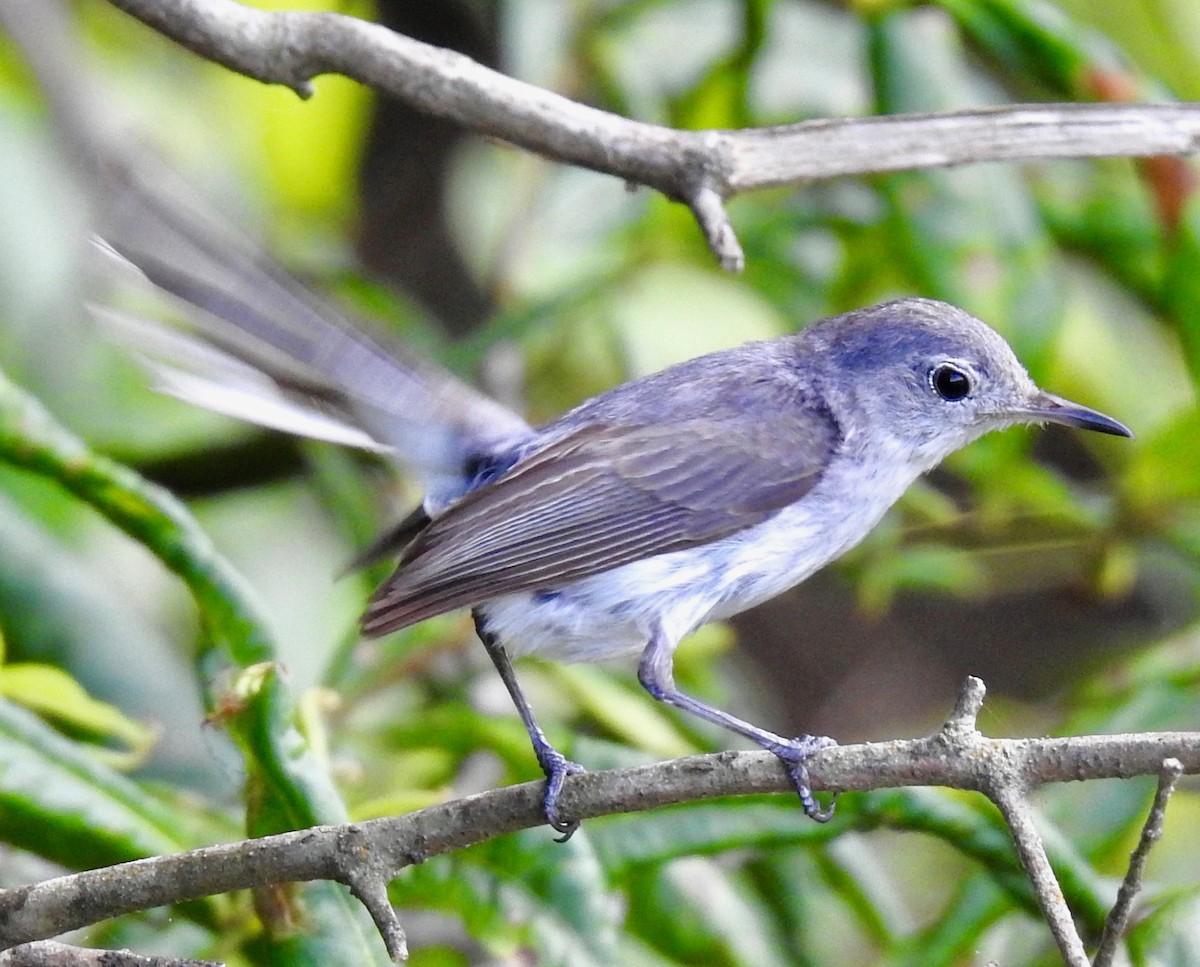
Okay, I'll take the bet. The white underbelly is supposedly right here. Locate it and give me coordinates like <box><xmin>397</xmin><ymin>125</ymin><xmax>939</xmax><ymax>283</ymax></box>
<box><xmin>475</xmin><ymin>438</ymin><xmax>926</xmax><ymax>663</ymax></box>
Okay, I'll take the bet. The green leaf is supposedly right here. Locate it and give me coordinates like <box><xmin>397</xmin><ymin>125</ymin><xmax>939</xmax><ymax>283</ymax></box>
<box><xmin>244</xmin><ymin>879</ymin><xmax>393</xmax><ymax>967</ymax></box>
<box><xmin>0</xmin><ymin>662</ymin><xmax>155</xmax><ymax>767</ymax></box>
<box><xmin>1163</xmin><ymin>203</ymin><xmax>1200</xmax><ymax>382</ymax></box>
<box><xmin>591</xmin><ymin>790</ymin><xmax>1110</xmax><ymax>934</ymax></box>
<box><xmin>609</xmin><ymin>261</ymin><xmax>788</xmax><ymax>377</ymax></box>
<box><xmin>550</xmin><ymin>664</ymin><xmax>696</xmax><ymax>758</ymax></box>
<box><xmin>880</xmin><ymin>872</ymin><xmax>1010</xmax><ymax>967</ymax></box>
<box><xmin>222</xmin><ymin>663</ymin><xmax>349</xmax><ymax>834</ymax></box>
<box><xmin>0</xmin><ymin>696</ymin><xmax>209</xmax><ymax>869</ymax></box>
<box><xmin>394</xmin><ymin>831</ymin><xmax>623</xmax><ymax>967</ymax></box>
<box><xmin>384</xmin><ymin>699</ymin><xmax>558</xmax><ymax>780</ymax></box>
<box><xmin>0</xmin><ymin>367</ymin><xmax>275</xmax><ymax>671</ymax></box>
<box><xmin>933</xmin><ymin>0</ymin><xmax>1100</xmax><ymax>96</ymax></box>
<box><xmin>866</xmin><ymin>7</ymin><xmax>1067</xmax><ymax>363</ymax></box>
<box><xmin>1127</xmin><ymin>885</ymin><xmax>1200</xmax><ymax>967</ymax></box>
<box><xmin>219</xmin><ymin>663</ymin><xmax>393</xmax><ymax>965</ymax></box>
<box><xmin>589</xmin><ymin>799</ymin><xmax>841</xmax><ymax>875</ymax></box>
<box><xmin>1124</xmin><ymin>408</ymin><xmax>1200</xmax><ymax>511</ymax></box>
<box><xmin>624</xmin><ymin>858</ymin><xmax>794</xmax><ymax>967</ymax></box>
<box><xmin>489</xmin><ymin>829</ymin><xmax>622</xmax><ymax>961</ymax></box>
<box><xmin>860</xmin><ymin>789</ymin><xmax>1112</xmax><ymax>932</ymax></box>
<box><xmin>814</xmin><ymin>837</ymin><xmax>908</xmax><ymax>946</ymax></box>
<box><xmin>1054</xmin><ymin>0</ymin><xmax>1200</xmax><ymax>100</ymax></box>
<box><xmin>856</xmin><ymin>542</ymin><xmax>987</xmax><ymax>615</ymax></box>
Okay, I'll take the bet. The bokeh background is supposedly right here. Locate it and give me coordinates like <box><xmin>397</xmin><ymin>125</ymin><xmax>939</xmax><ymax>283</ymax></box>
<box><xmin>1</xmin><ymin>1</ymin><xmax>1199</xmax><ymax>964</ymax></box>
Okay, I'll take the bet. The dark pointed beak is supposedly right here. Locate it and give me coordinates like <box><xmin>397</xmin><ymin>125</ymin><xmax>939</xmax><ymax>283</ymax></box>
<box><xmin>1024</xmin><ymin>391</ymin><xmax>1133</xmax><ymax>438</ymax></box>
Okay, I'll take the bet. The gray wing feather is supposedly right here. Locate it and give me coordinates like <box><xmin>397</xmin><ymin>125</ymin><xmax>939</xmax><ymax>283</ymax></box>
<box><xmin>363</xmin><ymin>412</ymin><xmax>838</xmax><ymax>635</ymax></box>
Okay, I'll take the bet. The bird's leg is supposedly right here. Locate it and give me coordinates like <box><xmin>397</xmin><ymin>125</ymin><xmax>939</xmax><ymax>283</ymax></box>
<box><xmin>638</xmin><ymin>625</ymin><xmax>836</xmax><ymax>821</ymax></box>
<box><xmin>472</xmin><ymin>611</ymin><xmax>585</xmax><ymax>841</ymax></box>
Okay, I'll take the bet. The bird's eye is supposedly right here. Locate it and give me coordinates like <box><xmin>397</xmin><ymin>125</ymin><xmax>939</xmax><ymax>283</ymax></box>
<box><xmin>929</xmin><ymin>363</ymin><xmax>972</xmax><ymax>401</ymax></box>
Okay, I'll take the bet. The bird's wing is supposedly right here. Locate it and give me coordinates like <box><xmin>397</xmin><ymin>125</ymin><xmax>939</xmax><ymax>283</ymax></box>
<box><xmin>362</xmin><ymin>410</ymin><xmax>840</xmax><ymax>635</ymax></box>
<box><xmin>89</xmin><ymin>168</ymin><xmax>531</xmax><ymax>498</ymax></box>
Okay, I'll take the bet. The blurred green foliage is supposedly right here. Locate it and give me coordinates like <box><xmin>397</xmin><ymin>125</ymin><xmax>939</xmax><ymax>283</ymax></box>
<box><xmin>1</xmin><ymin>0</ymin><xmax>1200</xmax><ymax>964</ymax></box>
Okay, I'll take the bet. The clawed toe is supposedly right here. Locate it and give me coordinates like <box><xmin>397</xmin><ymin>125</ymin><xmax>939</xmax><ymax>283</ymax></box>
<box><xmin>547</xmin><ymin>812</ymin><xmax>580</xmax><ymax>841</ymax></box>
<box><xmin>786</xmin><ymin>758</ymin><xmax>836</xmax><ymax>822</ymax></box>
<box><xmin>768</xmin><ymin>734</ymin><xmax>837</xmax><ymax>823</ymax></box>
<box><xmin>537</xmin><ymin>748</ymin><xmax>586</xmax><ymax>842</ymax></box>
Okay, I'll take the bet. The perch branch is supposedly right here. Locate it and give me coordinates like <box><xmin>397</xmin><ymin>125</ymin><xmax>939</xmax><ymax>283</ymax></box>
<box><xmin>2</xmin><ymin>682</ymin><xmax>1198</xmax><ymax>957</ymax></box>
<box><xmin>0</xmin><ymin>941</ymin><xmax>221</xmax><ymax>967</ymax></box>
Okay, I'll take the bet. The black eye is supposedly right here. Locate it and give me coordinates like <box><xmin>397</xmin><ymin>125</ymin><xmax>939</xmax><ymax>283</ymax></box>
<box><xmin>930</xmin><ymin>363</ymin><xmax>972</xmax><ymax>401</ymax></box>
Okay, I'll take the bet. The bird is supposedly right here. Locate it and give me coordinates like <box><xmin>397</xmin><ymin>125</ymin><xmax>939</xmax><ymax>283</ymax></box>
<box><xmin>90</xmin><ymin>188</ymin><xmax>1132</xmax><ymax>839</ymax></box>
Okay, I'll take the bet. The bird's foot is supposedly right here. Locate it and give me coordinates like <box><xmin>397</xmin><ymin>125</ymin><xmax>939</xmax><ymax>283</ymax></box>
<box><xmin>766</xmin><ymin>734</ymin><xmax>837</xmax><ymax>822</ymax></box>
<box><xmin>534</xmin><ymin>744</ymin><xmax>586</xmax><ymax>842</ymax></box>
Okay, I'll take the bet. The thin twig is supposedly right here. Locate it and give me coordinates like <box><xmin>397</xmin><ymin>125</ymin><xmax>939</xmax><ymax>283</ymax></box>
<box><xmin>1093</xmin><ymin>757</ymin><xmax>1184</xmax><ymax>967</ymax></box>
<box><xmin>943</xmin><ymin>675</ymin><xmax>987</xmax><ymax>735</ymax></box>
<box><xmin>341</xmin><ymin>852</ymin><xmax>407</xmax><ymax>962</ymax></box>
<box><xmin>990</xmin><ymin>781</ymin><xmax>1090</xmax><ymax>967</ymax></box>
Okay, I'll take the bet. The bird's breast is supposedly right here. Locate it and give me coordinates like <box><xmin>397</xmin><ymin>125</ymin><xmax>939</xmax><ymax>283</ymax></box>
<box><xmin>477</xmin><ymin>440</ymin><xmax>927</xmax><ymax>663</ymax></box>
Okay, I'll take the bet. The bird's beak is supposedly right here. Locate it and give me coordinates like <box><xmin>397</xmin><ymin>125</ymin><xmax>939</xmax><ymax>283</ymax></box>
<box><xmin>1023</xmin><ymin>391</ymin><xmax>1133</xmax><ymax>438</ymax></box>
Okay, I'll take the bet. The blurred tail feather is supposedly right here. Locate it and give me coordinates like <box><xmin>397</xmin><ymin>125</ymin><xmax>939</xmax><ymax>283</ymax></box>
<box><xmin>87</xmin><ymin>170</ymin><xmax>532</xmax><ymax>502</ymax></box>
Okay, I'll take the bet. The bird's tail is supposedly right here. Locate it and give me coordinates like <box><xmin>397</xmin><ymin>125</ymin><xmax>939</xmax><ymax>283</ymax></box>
<box><xmin>88</xmin><ymin>163</ymin><xmax>531</xmax><ymax>504</ymax></box>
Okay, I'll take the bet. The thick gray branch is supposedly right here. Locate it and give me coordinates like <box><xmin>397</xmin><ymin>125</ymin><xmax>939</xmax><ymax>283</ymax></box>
<box><xmin>2</xmin><ymin>721</ymin><xmax>1198</xmax><ymax>953</ymax></box>
<box><xmin>100</xmin><ymin>0</ymin><xmax>1200</xmax><ymax>266</ymax></box>
<box><xmin>0</xmin><ymin>941</ymin><xmax>220</xmax><ymax>967</ymax></box>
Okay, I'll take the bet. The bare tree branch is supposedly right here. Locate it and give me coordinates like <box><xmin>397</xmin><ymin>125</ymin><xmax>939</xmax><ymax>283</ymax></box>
<box><xmin>991</xmin><ymin>783</ymin><xmax>1090</xmax><ymax>967</ymax></box>
<box><xmin>1094</xmin><ymin>757</ymin><xmax>1184</xmax><ymax>967</ymax></box>
<box><xmin>942</xmin><ymin>677</ymin><xmax>1093</xmax><ymax>965</ymax></box>
<box><xmin>2</xmin><ymin>682</ymin><xmax>1198</xmax><ymax>957</ymax></box>
<box><xmin>0</xmin><ymin>941</ymin><xmax>221</xmax><ymax>967</ymax></box>
<box><xmin>100</xmin><ymin>0</ymin><xmax>1200</xmax><ymax>266</ymax></box>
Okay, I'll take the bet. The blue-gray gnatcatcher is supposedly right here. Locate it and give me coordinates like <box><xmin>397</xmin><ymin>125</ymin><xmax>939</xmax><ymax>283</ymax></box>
<box><xmin>92</xmin><ymin>197</ymin><xmax>1131</xmax><ymax>838</ymax></box>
